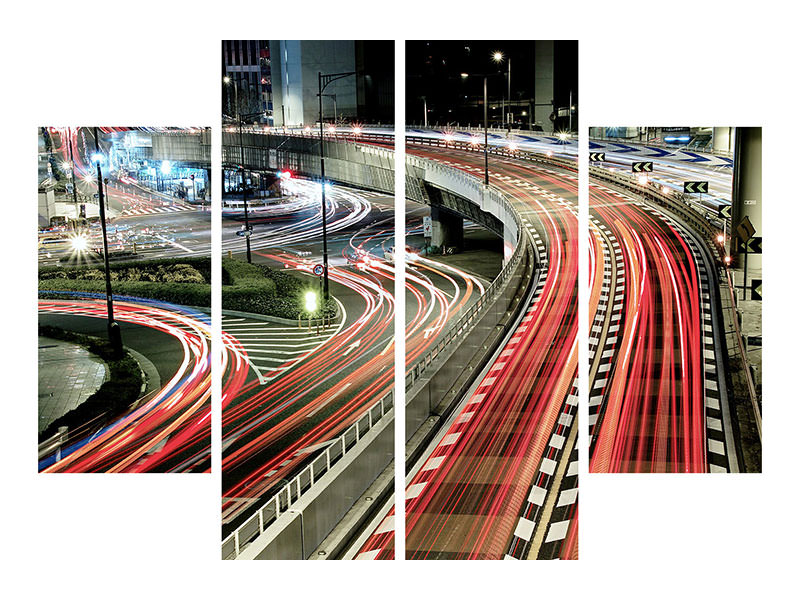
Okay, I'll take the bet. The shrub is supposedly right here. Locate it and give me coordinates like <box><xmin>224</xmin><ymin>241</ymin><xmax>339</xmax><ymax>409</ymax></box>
<box><xmin>41</xmin><ymin>256</ymin><xmax>212</xmax><ymax>284</ymax></box>
<box><xmin>221</xmin><ymin>258</ymin><xmax>336</xmax><ymax>319</ymax></box>
<box><xmin>39</xmin><ymin>279</ymin><xmax>211</xmax><ymax>307</ymax></box>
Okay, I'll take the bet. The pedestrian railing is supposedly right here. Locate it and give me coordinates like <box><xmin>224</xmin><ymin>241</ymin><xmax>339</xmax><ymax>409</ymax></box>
<box><xmin>222</xmin><ymin>390</ymin><xmax>394</xmax><ymax>560</ymax></box>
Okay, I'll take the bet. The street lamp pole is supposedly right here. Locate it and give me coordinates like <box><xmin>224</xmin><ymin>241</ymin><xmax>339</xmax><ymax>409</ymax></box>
<box><xmin>318</xmin><ymin>72</ymin><xmax>329</xmax><ymax>301</ymax></box>
<box><xmin>507</xmin><ymin>58</ymin><xmax>511</xmax><ymax>127</ymax></box>
<box><xmin>568</xmin><ymin>90</ymin><xmax>573</xmax><ymax>133</ymax></box>
<box><xmin>238</xmin><ymin>117</ymin><xmax>252</xmax><ymax>263</ymax></box>
<box><xmin>321</xmin><ymin>93</ymin><xmax>339</xmax><ymax>126</ymax></box>
<box><xmin>68</xmin><ymin>128</ymin><xmax>78</xmax><ymax>206</ymax></box>
<box><xmin>92</xmin><ymin>127</ymin><xmax>122</xmax><ymax>356</ymax></box>
<box><xmin>318</xmin><ymin>70</ymin><xmax>356</xmax><ymax>301</ymax></box>
<box><xmin>484</xmin><ymin>76</ymin><xmax>489</xmax><ymax>186</ymax></box>
<box><xmin>67</xmin><ymin>128</ymin><xmax>79</xmax><ymax>231</ymax></box>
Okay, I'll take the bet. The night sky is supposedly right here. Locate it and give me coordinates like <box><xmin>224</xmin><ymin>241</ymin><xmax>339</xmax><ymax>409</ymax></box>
<box><xmin>406</xmin><ymin>40</ymin><xmax>578</xmax><ymax>129</ymax></box>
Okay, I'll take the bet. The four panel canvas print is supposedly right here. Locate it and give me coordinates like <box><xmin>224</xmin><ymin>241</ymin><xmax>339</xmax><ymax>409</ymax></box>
<box><xmin>35</xmin><ymin>42</ymin><xmax>762</xmax><ymax>561</ymax></box>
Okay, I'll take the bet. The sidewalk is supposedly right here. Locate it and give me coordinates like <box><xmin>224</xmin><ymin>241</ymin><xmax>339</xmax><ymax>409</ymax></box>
<box><xmin>38</xmin><ymin>337</ymin><xmax>107</xmax><ymax>434</ymax></box>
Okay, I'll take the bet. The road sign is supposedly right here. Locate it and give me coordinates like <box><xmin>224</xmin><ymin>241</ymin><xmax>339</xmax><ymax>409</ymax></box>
<box><xmin>589</xmin><ymin>152</ymin><xmax>605</xmax><ymax>162</ymax></box>
<box><xmin>93</xmin><ymin>193</ymin><xmax>99</xmax><ymax>199</ymax></box>
<box><xmin>737</xmin><ymin>236</ymin><xmax>761</xmax><ymax>254</ymax></box>
<box><xmin>313</xmin><ymin>264</ymin><xmax>324</xmax><ymax>276</ymax></box>
<box><xmin>236</xmin><ymin>230</ymin><xmax>251</xmax><ymax>237</ymax></box>
<box><xmin>683</xmin><ymin>181</ymin><xmax>709</xmax><ymax>194</ymax></box>
<box><xmin>632</xmin><ymin>161</ymin><xmax>653</xmax><ymax>173</ymax></box>
<box><xmin>66</xmin><ymin>183</ymin><xmax>74</xmax><ymax>194</ymax></box>
<box><xmin>751</xmin><ymin>279</ymin><xmax>762</xmax><ymax>301</ymax></box>
<box><xmin>422</xmin><ymin>216</ymin><xmax>432</xmax><ymax>238</ymax></box>
<box><xmin>736</xmin><ymin>215</ymin><xmax>756</xmax><ymax>242</ymax></box>
<box><xmin>718</xmin><ymin>205</ymin><xmax>732</xmax><ymax>219</ymax></box>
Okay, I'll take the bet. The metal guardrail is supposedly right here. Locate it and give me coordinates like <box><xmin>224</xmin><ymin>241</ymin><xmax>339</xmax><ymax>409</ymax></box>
<box><xmin>588</xmin><ymin>135</ymin><xmax>733</xmax><ymax>158</ymax></box>
<box><xmin>222</xmin><ymin>390</ymin><xmax>394</xmax><ymax>560</ymax></box>
<box><xmin>723</xmin><ymin>268</ymin><xmax>762</xmax><ymax>441</ymax></box>
<box><xmin>38</xmin><ymin>427</ymin><xmax>68</xmax><ymax>461</ymax></box>
<box><xmin>589</xmin><ymin>165</ymin><xmax>722</xmax><ymax>241</ymax></box>
<box><xmin>405</xmin><ymin>240</ymin><xmax>524</xmax><ymax>391</ymax></box>
<box><xmin>406</xmin><ymin>124</ymin><xmax>573</xmax><ymax>138</ymax></box>
<box><xmin>404</xmin><ymin>155</ymin><xmax>525</xmax><ymax>391</ymax></box>
<box><xmin>407</xmin><ymin>135</ymin><xmax>577</xmax><ymax>168</ymax></box>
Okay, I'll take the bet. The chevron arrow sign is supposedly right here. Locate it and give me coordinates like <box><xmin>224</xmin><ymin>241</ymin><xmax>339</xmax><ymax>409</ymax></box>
<box><xmin>718</xmin><ymin>205</ymin><xmax>732</xmax><ymax>219</ymax></box>
<box><xmin>684</xmin><ymin>181</ymin><xmax>709</xmax><ymax>194</ymax></box>
<box><xmin>737</xmin><ymin>236</ymin><xmax>762</xmax><ymax>254</ymax></box>
<box><xmin>632</xmin><ymin>161</ymin><xmax>653</xmax><ymax>173</ymax></box>
<box><xmin>589</xmin><ymin>152</ymin><xmax>605</xmax><ymax>162</ymax></box>
<box><xmin>751</xmin><ymin>279</ymin><xmax>762</xmax><ymax>301</ymax></box>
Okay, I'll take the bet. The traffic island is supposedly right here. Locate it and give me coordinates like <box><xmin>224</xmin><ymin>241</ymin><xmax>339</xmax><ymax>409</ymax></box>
<box><xmin>222</xmin><ymin>258</ymin><xmax>336</xmax><ymax>321</ymax></box>
<box><xmin>37</xmin><ymin>325</ymin><xmax>145</xmax><ymax>447</ymax></box>
<box><xmin>38</xmin><ymin>336</ymin><xmax>108</xmax><ymax>434</ymax></box>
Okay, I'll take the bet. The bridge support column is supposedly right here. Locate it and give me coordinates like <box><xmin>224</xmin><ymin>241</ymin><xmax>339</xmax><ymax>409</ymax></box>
<box><xmin>731</xmin><ymin>127</ymin><xmax>762</xmax><ymax>297</ymax></box>
<box><xmin>503</xmin><ymin>223</ymin><xmax>516</xmax><ymax>265</ymax></box>
<box><xmin>431</xmin><ymin>206</ymin><xmax>463</xmax><ymax>252</ymax></box>
<box><xmin>534</xmin><ymin>41</ymin><xmax>555</xmax><ymax>132</ymax></box>
<box><xmin>712</xmin><ymin>127</ymin><xmax>733</xmax><ymax>154</ymax></box>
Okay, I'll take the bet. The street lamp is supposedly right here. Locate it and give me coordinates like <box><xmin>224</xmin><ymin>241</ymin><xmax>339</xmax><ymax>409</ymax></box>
<box><xmin>223</xmin><ymin>75</ymin><xmax>238</xmax><ymax>119</ymax></box>
<box><xmin>461</xmin><ymin>71</ymin><xmax>497</xmax><ymax>185</ymax></box>
<box><xmin>492</xmin><ymin>51</ymin><xmax>510</xmax><ymax>128</ymax></box>
<box><xmin>92</xmin><ymin>127</ymin><xmax>123</xmax><ymax>356</ymax></box>
<box><xmin>318</xmin><ymin>70</ymin><xmax>356</xmax><ymax>301</ymax></box>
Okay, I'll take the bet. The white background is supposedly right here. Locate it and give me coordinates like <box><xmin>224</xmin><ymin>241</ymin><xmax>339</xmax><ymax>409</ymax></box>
<box><xmin>1</xmin><ymin>1</ymin><xmax>797</xmax><ymax>598</ymax></box>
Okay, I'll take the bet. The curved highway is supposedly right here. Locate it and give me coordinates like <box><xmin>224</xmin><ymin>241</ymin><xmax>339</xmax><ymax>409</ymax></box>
<box><xmin>353</xmin><ymin>142</ymin><xmax>579</xmax><ymax>560</ymax></box>
<box><xmin>588</xmin><ymin>171</ymin><xmax>734</xmax><ymax>473</ymax></box>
